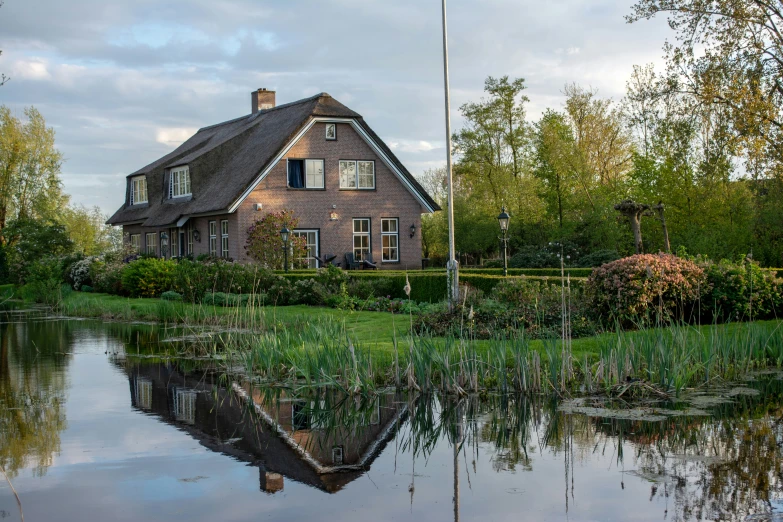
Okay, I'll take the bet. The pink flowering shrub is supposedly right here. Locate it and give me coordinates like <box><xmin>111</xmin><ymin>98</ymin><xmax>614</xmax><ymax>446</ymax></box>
<box><xmin>586</xmin><ymin>253</ymin><xmax>707</xmax><ymax>325</ymax></box>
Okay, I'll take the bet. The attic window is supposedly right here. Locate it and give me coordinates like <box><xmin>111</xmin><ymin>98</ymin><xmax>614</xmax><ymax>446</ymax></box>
<box><xmin>325</xmin><ymin>123</ymin><xmax>336</xmax><ymax>140</ymax></box>
<box><xmin>130</xmin><ymin>175</ymin><xmax>147</xmax><ymax>205</ymax></box>
<box><xmin>170</xmin><ymin>166</ymin><xmax>191</xmax><ymax>198</ymax></box>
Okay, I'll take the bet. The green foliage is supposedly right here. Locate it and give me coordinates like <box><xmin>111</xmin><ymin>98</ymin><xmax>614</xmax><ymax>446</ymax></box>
<box><xmin>160</xmin><ymin>290</ymin><xmax>183</xmax><ymax>302</ymax></box>
<box><xmin>586</xmin><ymin>253</ymin><xmax>707</xmax><ymax>325</ymax></box>
<box><xmin>244</xmin><ymin>209</ymin><xmax>308</xmax><ymax>269</ymax></box>
<box><xmin>80</xmin><ymin>285</ymin><xmax>93</xmax><ymax>293</ymax></box>
<box><xmin>3</xmin><ymin>217</ymin><xmax>73</xmax><ymax>284</ymax></box>
<box><xmin>172</xmin><ymin>257</ymin><xmax>277</xmax><ymax>303</ymax></box>
<box><xmin>702</xmin><ymin>259</ymin><xmax>783</xmax><ymax>322</ymax></box>
<box><xmin>509</xmin><ymin>246</ymin><xmax>560</xmax><ymax>268</ymax></box>
<box><xmin>577</xmin><ymin>249</ymin><xmax>620</xmax><ymax>268</ymax></box>
<box><xmin>120</xmin><ymin>258</ymin><xmax>176</xmax><ymax>298</ymax></box>
<box><xmin>19</xmin><ymin>256</ymin><xmax>69</xmax><ymax>307</ymax></box>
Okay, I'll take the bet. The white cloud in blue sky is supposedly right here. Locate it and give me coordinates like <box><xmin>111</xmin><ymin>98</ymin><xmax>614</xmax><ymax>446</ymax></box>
<box><xmin>0</xmin><ymin>0</ymin><xmax>671</xmax><ymax>214</ymax></box>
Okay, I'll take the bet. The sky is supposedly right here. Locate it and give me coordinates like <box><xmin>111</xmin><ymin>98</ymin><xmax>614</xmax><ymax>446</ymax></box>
<box><xmin>0</xmin><ymin>0</ymin><xmax>671</xmax><ymax>215</ymax></box>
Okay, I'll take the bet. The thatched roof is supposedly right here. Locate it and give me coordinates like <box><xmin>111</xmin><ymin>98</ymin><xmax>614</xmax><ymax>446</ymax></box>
<box><xmin>107</xmin><ymin>93</ymin><xmax>439</xmax><ymax>227</ymax></box>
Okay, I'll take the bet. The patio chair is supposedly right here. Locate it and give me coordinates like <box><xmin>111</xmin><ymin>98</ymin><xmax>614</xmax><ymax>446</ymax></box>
<box><xmin>344</xmin><ymin>252</ymin><xmax>360</xmax><ymax>270</ymax></box>
<box><xmin>362</xmin><ymin>253</ymin><xmax>378</xmax><ymax>270</ymax></box>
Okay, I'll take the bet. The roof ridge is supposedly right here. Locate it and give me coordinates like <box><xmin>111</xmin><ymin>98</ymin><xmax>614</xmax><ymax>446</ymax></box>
<box><xmin>248</xmin><ymin>92</ymin><xmax>330</xmax><ymax>120</ymax></box>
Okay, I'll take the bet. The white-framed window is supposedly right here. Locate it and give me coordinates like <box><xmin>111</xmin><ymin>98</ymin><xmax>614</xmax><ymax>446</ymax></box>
<box><xmin>170</xmin><ymin>166</ymin><xmax>191</xmax><ymax>198</ymax></box>
<box><xmin>130</xmin><ymin>176</ymin><xmax>147</xmax><ymax>205</ymax></box>
<box><xmin>381</xmin><ymin>218</ymin><xmax>399</xmax><ymax>262</ymax></box>
<box><xmin>353</xmin><ymin>218</ymin><xmax>370</xmax><ymax>262</ymax></box>
<box><xmin>187</xmin><ymin>225</ymin><xmax>193</xmax><ymax>255</ymax></box>
<box><xmin>339</xmin><ymin>160</ymin><xmax>374</xmax><ymax>189</ymax></box>
<box><xmin>332</xmin><ymin>446</ymin><xmax>344</xmax><ymax>465</ymax></box>
<box><xmin>287</xmin><ymin>159</ymin><xmax>324</xmax><ymax>189</ymax></box>
<box><xmin>221</xmin><ymin>220</ymin><xmax>229</xmax><ymax>258</ymax></box>
<box><xmin>293</xmin><ymin>230</ymin><xmax>319</xmax><ymax>268</ymax></box>
<box><xmin>145</xmin><ymin>232</ymin><xmax>157</xmax><ymax>256</ymax></box>
<box><xmin>130</xmin><ymin>234</ymin><xmax>141</xmax><ymax>251</ymax></box>
<box><xmin>208</xmin><ymin>221</ymin><xmax>217</xmax><ymax>256</ymax></box>
<box><xmin>135</xmin><ymin>378</ymin><xmax>152</xmax><ymax>410</ymax></box>
<box><xmin>325</xmin><ymin>123</ymin><xmax>336</xmax><ymax>140</ymax></box>
<box><xmin>174</xmin><ymin>389</ymin><xmax>197</xmax><ymax>425</ymax></box>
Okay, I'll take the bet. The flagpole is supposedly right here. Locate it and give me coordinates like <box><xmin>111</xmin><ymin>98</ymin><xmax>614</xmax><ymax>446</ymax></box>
<box><xmin>441</xmin><ymin>0</ymin><xmax>459</xmax><ymax>310</ymax></box>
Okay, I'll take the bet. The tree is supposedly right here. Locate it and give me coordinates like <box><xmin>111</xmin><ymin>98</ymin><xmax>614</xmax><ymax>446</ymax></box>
<box><xmin>3</xmin><ymin>217</ymin><xmax>73</xmax><ymax>283</ymax></box>
<box><xmin>60</xmin><ymin>204</ymin><xmax>120</xmax><ymax>255</ymax></box>
<box><xmin>245</xmin><ymin>210</ymin><xmax>307</xmax><ymax>270</ymax></box>
<box><xmin>627</xmin><ymin>0</ymin><xmax>783</xmax><ymax>177</ymax></box>
<box><xmin>614</xmin><ymin>200</ymin><xmax>650</xmax><ymax>254</ymax></box>
<box><xmin>0</xmin><ymin>106</ymin><xmax>65</xmax><ymax>236</ymax></box>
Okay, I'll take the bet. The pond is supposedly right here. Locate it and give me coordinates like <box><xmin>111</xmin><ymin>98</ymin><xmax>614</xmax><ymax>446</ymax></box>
<box><xmin>2</xmin><ymin>311</ymin><xmax>783</xmax><ymax>521</ymax></box>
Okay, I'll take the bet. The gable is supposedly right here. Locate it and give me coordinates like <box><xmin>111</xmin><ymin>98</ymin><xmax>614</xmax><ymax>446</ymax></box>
<box><xmin>227</xmin><ymin>117</ymin><xmax>438</xmax><ymax>214</ymax></box>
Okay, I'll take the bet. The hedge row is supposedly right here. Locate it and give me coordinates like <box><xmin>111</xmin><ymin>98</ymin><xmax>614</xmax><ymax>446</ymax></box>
<box><xmin>278</xmin><ymin>271</ymin><xmax>585</xmax><ymax>303</ymax></box>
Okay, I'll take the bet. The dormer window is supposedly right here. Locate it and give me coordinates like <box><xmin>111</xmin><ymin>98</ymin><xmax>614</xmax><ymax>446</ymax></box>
<box><xmin>129</xmin><ymin>176</ymin><xmax>147</xmax><ymax>205</ymax></box>
<box><xmin>170</xmin><ymin>166</ymin><xmax>191</xmax><ymax>198</ymax></box>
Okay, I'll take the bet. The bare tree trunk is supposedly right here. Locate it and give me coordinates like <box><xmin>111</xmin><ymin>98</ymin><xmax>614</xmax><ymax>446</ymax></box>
<box><xmin>614</xmin><ymin>200</ymin><xmax>650</xmax><ymax>255</ymax></box>
<box><xmin>653</xmin><ymin>201</ymin><xmax>671</xmax><ymax>253</ymax></box>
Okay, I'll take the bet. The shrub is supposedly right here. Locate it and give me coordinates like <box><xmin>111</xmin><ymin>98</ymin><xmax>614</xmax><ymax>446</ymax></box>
<box><xmin>173</xmin><ymin>258</ymin><xmax>277</xmax><ymax>302</ymax></box>
<box><xmin>314</xmin><ymin>265</ymin><xmax>349</xmax><ymax>291</ymax></box>
<box><xmin>121</xmin><ymin>258</ymin><xmax>177</xmax><ymax>298</ymax></box>
<box><xmin>20</xmin><ymin>257</ymin><xmax>68</xmax><ymax>307</ymax></box>
<box><xmin>509</xmin><ymin>246</ymin><xmax>560</xmax><ymax>269</ymax></box>
<box><xmin>160</xmin><ymin>290</ymin><xmax>183</xmax><ymax>301</ymax></box>
<box><xmin>69</xmin><ymin>257</ymin><xmax>95</xmax><ymax>290</ymax></box>
<box><xmin>701</xmin><ymin>259</ymin><xmax>783</xmax><ymax>321</ymax></box>
<box><xmin>294</xmin><ymin>278</ymin><xmax>328</xmax><ymax>305</ymax></box>
<box><xmin>578</xmin><ymin>249</ymin><xmax>620</xmax><ymax>268</ymax></box>
<box><xmin>90</xmin><ymin>247</ymin><xmax>135</xmax><ymax>295</ymax></box>
<box><xmin>245</xmin><ymin>210</ymin><xmax>308</xmax><ymax>269</ymax></box>
<box><xmin>81</xmin><ymin>285</ymin><xmax>94</xmax><ymax>293</ymax></box>
<box><xmin>586</xmin><ymin>253</ymin><xmax>707</xmax><ymax>325</ymax></box>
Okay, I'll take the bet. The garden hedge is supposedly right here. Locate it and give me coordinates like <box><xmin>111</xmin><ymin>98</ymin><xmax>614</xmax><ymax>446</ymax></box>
<box><xmin>277</xmin><ymin>270</ymin><xmax>585</xmax><ymax>303</ymax></box>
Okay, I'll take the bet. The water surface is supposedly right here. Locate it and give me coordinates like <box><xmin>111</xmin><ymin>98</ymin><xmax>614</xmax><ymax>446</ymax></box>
<box><xmin>2</xmin><ymin>312</ymin><xmax>783</xmax><ymax>521</ymax></box>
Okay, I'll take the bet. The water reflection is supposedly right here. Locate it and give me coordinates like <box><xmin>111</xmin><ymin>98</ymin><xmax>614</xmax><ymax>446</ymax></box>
<box><xmin>0</xmin><ymin>312</ymin><xmax>71</xmax><ymax>478</ymax></box>
<box><xmin>115</xmin><ymin>357</ymin><xmax>783</xmax><ymax>521</ymax></box>
<box><xmin>3</xmin><ymin>315</ymin><xmax>783</xmax><ymax>521</ymax></box>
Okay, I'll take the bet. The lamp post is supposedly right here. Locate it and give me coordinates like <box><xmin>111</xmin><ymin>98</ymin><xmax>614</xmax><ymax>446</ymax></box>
<box><xmin>280</xmin><ymin>226</ymin><xmax>290</xmax><ymax>273</ymax></box>
<box><xmin>497</xmin><ymin>207</ymin><xmax>510</xmax><ymax>277</ymax></box>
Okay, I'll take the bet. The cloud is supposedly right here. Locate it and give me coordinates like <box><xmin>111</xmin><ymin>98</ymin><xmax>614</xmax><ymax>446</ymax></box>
<box><xmin>10</xmin><ymin>58</ymin><xmax>51</xmax><ymax>80</ymax></box>
<box><xmin>155</xmin><ymin>127</ymin><xmax>198</xmax><ymax>146</ymax></box>
<box><xmin>0</xmin><ymin>0</ymin><xmax>673</xmax><ymax>212</ymax></box>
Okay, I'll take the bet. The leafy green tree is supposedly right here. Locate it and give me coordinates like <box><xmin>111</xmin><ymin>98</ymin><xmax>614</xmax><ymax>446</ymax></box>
<box><xmin>3</xmin><ymin>217</ymin><xmax>73</xmax><ymax>283</ymax></box>
<box><xmin>60</xmin><ymin>204</ymin><xmax>119</xmax><ymax>255</ymax></box>
<box><xmin>0</xmin><ymin>106</ymin><xmax>66</xmax><ymax>235</ymax></box>
<box><xmin>627</xmin><ymin>0</ymin><xmax>783</xmax><ymax>177</ymax></box>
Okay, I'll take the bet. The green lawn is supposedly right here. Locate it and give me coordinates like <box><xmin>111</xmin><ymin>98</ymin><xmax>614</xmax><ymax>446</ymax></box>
<box><xmin>60</xmin><ymin>291</ymin><xmax>783</xmax><ymax>364</ymax></box>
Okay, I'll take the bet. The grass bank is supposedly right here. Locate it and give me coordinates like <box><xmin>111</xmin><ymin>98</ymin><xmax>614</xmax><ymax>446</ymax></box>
<box><xmin>60</xmin><ymin>292</ymin><xmax>783</xmax><ymax>371</ymax></box>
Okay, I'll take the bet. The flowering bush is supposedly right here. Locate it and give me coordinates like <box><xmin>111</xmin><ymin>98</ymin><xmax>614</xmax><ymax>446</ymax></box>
<box><xmin>69</xmin><ymin>257</ymin><xmax>95</xmax><ymax>290</ymax></box>
<box><xmin>586</xmin><ymin>253</ymin><xmax>707</xmax><ymax>325</ymax></box>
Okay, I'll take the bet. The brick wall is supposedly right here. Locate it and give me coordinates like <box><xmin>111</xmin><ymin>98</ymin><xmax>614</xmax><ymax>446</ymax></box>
<box><xmin>235</xmin><ymin>122</ymin><xmax>428</xmax><ymax>269</ymax></box>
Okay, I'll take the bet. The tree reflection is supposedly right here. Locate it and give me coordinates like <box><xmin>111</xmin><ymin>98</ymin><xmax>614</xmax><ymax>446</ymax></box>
<box><xmin>0</xmin><ymin>318</ymin><xmax>71</xmax><ymax>478</ymax></box>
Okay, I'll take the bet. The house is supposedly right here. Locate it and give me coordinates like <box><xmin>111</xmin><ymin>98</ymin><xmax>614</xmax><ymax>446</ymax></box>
<box><xmin>123</xmin><ymin>360</ymin><xmax>407</xmax><ymax>493</ymax></box>
<box><xmin>107</xmin><ymin>89</ymin><xmax>440</xmax><ymax>269</ymax></box>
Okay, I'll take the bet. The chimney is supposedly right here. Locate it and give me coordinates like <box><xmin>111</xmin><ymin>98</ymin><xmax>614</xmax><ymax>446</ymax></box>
<box><xmin>252</xmin><ymin>88</ymin><xmax>275</xmax><ymax>113</ymax></box>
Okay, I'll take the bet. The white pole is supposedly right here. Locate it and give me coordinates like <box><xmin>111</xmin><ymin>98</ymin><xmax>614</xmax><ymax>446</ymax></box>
<box><xmin>441</xmin><ymin>0</ymin><xmax>459</xmax><ymax>310</ymax></box>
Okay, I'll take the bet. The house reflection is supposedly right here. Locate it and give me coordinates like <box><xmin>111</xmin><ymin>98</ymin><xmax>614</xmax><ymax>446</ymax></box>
<box><xmin>124</xmin><ymin>361</ymin><xmax>406</xmax><ymax>493</ymax></box>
